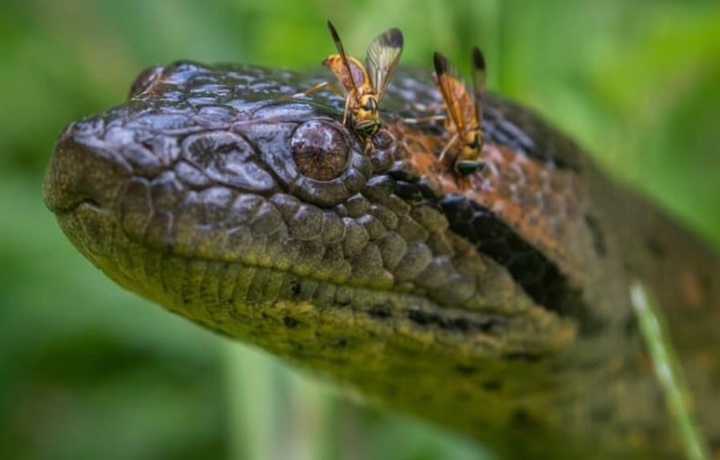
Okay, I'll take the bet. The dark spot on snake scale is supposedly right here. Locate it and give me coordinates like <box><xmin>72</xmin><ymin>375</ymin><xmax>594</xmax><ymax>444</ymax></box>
<box><xmin>407</xmin><ymin>310</ymin><xmax>433</xmax><ymax>326</ymax></box>
<box><xmin>583</xmin><ymin>214</ymin><xmax>606</xmax><ymax>257</ymax></box>
<box><xmin>407</xmin><ymin>310</ymin><xmax>506</xmax><ymax>335</ymax></box>
<box><xmin>394</xmin><ymin>180</ymin><xmax>423</xmax><ymax>201</ymax></box>
<box><xmin>449</xmin><ymin>317</ymin><xmax>470</xmax><ymax>332</ymax></box>
<box><xmin>368</xmin><ymin>304</ymin><xmax>393</xmax><ymax>319</ymax></box>
<box><xmin>290</xmin><ymin>279</ymin><xmax>301</xmax><ymax>297</ymax></box>
<box><xmin>283</xmin><ymin>316</ymin><xmax>300</xmax><ymax>328</ymax></box>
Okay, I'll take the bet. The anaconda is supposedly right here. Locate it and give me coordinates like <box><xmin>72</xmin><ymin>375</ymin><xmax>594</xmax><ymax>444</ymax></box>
<box><xmin>43</xmin><ymin>61</ymin><xmax>720</xmax><ymax>459</ymax></box>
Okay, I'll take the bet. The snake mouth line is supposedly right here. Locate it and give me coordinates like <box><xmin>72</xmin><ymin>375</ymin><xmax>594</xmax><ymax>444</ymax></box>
<box><xmin>145</xmin><ymin>249</ymin><xmax>556</xmax><ymax>360</ymax></box>
<box><xmin>54</xmin><ymin>198</ymin><xmax>106</xmax><ymax>216</ymax></box>
<box><xmin>54</xmin><ymin>204</ymin><xmax>572</xmax><ymax>359</ymax></box>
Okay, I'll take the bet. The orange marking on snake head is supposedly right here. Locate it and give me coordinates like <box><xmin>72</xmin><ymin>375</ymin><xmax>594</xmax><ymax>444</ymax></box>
<box><xmin>388</xmin><ymin>121</ymin><xmax>586</xmax><ymax>283</ymax></box>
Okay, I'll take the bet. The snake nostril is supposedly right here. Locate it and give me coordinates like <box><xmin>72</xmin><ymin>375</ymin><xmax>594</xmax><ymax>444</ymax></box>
<box><xmin>43</xmin><ymin>126</ymin><xmax>130</xmax><ymax>215</ymax></box>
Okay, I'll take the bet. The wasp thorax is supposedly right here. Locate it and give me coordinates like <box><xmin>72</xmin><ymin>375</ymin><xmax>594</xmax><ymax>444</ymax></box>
<box><xmin>354</xmin><ymin>95</ymin><xmax>378</xmax><ymax>119</ymax></box>
<box><xmin>465</xmin><ymin>131</ymin><xmax>481</xmax><ymax>158</ymax></box>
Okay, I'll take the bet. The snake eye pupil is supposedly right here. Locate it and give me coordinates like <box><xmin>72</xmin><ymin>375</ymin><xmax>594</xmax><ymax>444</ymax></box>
<box><xmin>291</xmin><ymin>121</ymin><xmax>349</xmax><ymax>181</ymax></box>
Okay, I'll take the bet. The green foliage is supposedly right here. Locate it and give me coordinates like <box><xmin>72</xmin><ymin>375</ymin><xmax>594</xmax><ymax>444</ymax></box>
<box><xmin>1</xmin><ymin>1</ymin><xmax>718</xmax><ymax>459</ymax></box>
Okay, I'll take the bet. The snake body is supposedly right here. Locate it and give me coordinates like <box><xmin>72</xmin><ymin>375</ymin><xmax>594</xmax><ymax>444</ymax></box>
<box><xmin>43</xmin><ymin>62</ymin><xmax>720</xmax><ymax>458</ymax></box>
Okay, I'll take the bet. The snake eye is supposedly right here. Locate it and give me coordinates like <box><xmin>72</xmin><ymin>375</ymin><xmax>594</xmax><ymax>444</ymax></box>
<box><xmin>291</xmin><ymin>120</ymin><xmax>349</xmax><ymax>181</ymax></box>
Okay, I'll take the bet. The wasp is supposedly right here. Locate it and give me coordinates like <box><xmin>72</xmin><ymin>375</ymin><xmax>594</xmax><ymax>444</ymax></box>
<box><xmin>432</xmin><ymin>47</ymin><xmax>487</xmax><ymax>175</ymax></box>
<box><xmin>306</xmin><ymin>20</ymin><xmax>403</xmax><ymax>143</ymax></box>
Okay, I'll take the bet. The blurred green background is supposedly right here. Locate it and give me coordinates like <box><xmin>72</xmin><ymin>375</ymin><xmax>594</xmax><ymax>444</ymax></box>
<box><xmin>1</xmin><ymin>0</ymin><xmax>719</xmax><ymax>459</ymax></box>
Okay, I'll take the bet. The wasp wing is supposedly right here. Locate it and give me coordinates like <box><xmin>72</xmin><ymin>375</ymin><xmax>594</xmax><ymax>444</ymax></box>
<box><xmin>366</xmin><ymin>27</ymin><xmax>403</xmax><ymax>102</ymax></box>
<box><xmin>433</xmin><ymin>51</ymin><xmax>474</xmax><ymax>134</ymax></box>
<box><xmin>470</xmin><ymin>47</ymin><xmax>487</xmax><ymax>130</ymax></box>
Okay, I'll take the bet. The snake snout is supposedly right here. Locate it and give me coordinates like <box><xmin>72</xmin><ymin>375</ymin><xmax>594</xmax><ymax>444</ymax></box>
<box><xmin>43</xmin><ymin>122</ymin><xmax>130</xmax><ymax>215</ymax></box>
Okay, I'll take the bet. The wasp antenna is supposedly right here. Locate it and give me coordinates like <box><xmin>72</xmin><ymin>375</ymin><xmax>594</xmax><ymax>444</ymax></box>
<box><xmin>325</xmin><ymin>20</ymin><xmax>360</xmax><ymax>95</ymax></box>
<box><xmin>433</xmin><ymin>51</ymin><xmax>450</xmax><ymax>77</ymax></box>
<box><xmin>471</xmin><ymin>47</ymin><xmax>485</xmax><ymax>73</ymax></box>
<box><xmin>326</xmin><ymin>21</ymin><xmax>346</xmax><ymax>55</ymax></box>
<box><xmin>380</xmin><ymin>28</ymin><xmax>404</xmax><ymax>49</ymax></box>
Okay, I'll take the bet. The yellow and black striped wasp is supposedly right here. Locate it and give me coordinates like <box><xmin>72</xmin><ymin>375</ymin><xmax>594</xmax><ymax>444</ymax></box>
<box><xmin>432</xmin><ymin>47</ymin><xmax>487</xmax><ymax>175</ymax></box>
<box><xmin>306</xmin><ymin>21</ymin><xmax>403</xmax><ymax>146</ymax></box>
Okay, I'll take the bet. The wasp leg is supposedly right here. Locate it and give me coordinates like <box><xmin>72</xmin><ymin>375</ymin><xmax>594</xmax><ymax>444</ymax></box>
<box><xmin>341</xmin><ymin>93</ymin><xmax>352</xmax><ymax>126</ymax></box>
<box><xmin>404</xmin><ymin>101</ymin><xmax>447</xmax><ymax>124</ymax></box>
<box><xmin>363</xmin><ymin>136</ymin><xmax>376</xmax><ymax>155</ymax></box>
<box><xmin>403</xmin><ymin>114</ymin><xmax>446</xmax><ymax>124</ymax></box>
<box><xmin>300</xmin><ymin>81</ymin><xmax>329</xmax><ymax>97</ymax></box>
<box><xmin>437</xmin><ymin>132</ymin><xmax>460</xmax><ymax>165</ymax></box>
<box><xmin>288</xmin><ymin>81</ymin><xmax>345</xmax><ymax>99</ymax></box>
<box><xmin>410</xmin><ymin>102</ymin><xmax>447</xmax><ymax>112</ymax></box>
